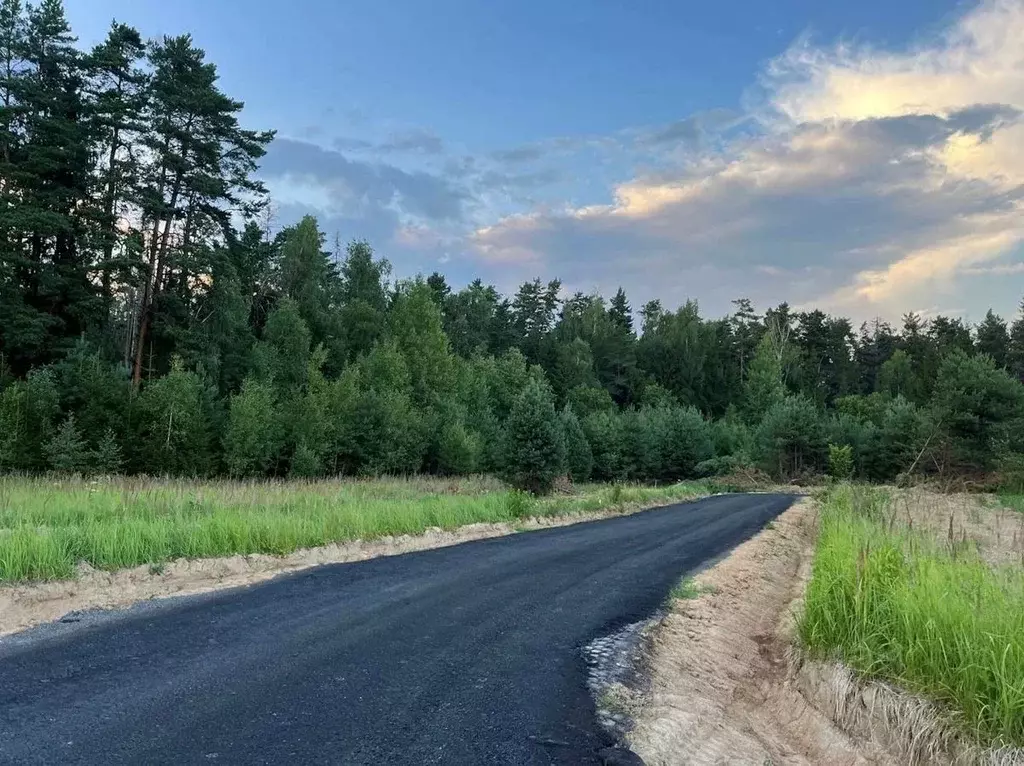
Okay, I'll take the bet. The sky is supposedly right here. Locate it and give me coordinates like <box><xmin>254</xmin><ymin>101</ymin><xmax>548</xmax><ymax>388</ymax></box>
<box><xmin>65</xmin><ymin>0</ymin><xmax>1024</xmax><ymax>324</ymax></box>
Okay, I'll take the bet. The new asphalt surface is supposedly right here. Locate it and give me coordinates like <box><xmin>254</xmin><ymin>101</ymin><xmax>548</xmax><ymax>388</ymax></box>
<box><xmin>0</xmin><ymin>492</ymin><xmax>794</xmax><ymax>765</ymax></box>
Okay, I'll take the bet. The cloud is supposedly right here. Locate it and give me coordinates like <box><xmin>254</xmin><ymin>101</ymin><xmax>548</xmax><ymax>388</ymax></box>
<box><xmin>261</xmin><ymin>138</ymin><xmax>468</xmax><ymax>224</ymax></box>
<box><xmin>491</xmin><ymin>145</ymin><xmax>547</xmax><ymax>164</ymax></box>
<box><xmin>378</xmin><ymin>128</ymin><xmax>445</xmax><ymax>155</ymax></box>
<box><xmin>637</xmin><ymin>108</ymin><xmax>745</xmax><ymax>148</ymax></box>
<box><xmin>331</xmin><ymin>129</ymin><xmax>444</xmax><ymax>156</ymax></box>
<box><xmin>470</xmin><ymin>0</ymin><xmax>1024</xmax><ymax>320</ymax></box>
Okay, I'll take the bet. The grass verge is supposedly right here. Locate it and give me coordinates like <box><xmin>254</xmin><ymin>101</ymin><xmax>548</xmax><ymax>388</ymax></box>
<box><xmin>799</xmin><ymin>484</ymin><xmax>1024</xmax><ymax>748</ymax></box>
<box><xmin>0</xmin><ymin>476</ymin><xmax>710</xmax><ymax>582</ymax></box>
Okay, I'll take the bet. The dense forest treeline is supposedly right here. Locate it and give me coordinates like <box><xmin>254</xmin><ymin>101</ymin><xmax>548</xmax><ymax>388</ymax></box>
<box><xmin>2</xmin><ymin>2</ymin><xmax>1024</xmax><ymax>490</ymax></box>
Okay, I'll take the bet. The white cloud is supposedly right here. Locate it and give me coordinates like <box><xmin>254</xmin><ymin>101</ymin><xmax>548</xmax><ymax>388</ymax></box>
<box><xmin>470</xmin><ymin>0</ymin><xmax>1024</xmax><ymax>320</ymax></box>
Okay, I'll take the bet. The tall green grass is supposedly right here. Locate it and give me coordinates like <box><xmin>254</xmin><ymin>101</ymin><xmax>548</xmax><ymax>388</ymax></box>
<box><xmin>999</xmin><ymin>493</ymin><xmax>1024</xmax><ymax>514</ymax></box>
<box><xmin>800</xmin><ymin>484</ymin><xmax>1024</xmax><ymax>747</ymax></box>
<box><xmin>0</xmin><ymin>476</ymin><xmax>708</xmax><ymax>582</ymax></box>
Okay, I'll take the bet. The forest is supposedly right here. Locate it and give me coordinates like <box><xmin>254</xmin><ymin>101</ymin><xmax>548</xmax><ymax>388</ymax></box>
<box><xmin>2</xmin><ymin>0</ymin><xmax>1024</xmax><ymax>493</ymax></box>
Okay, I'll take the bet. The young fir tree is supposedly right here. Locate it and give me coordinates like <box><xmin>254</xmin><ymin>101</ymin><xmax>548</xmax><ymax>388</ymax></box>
<box><xmin>742</xmin><ymin>334</ymin><xmax>785</xmax><ymax>421</ymax></box>
<box><xmin>500</xmin><ymin>379</ymin><xmax>565</xmax><ymax>494</ymax></box>
<box><xmin>44</xmin><ymin>413</ymin><xmax>88</xmax><ymax>472</ymax></box>
<box><xmin>91</xmin><ymin>428</ymin><xmax>124</xmax><ymax>474</ymax></box>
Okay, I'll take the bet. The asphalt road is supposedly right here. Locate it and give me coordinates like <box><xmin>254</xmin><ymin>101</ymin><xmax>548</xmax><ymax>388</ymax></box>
<box><xmin>0</xmin><ymin>493</ymin><xmax>793</xmax><ymax>765</ymax></box>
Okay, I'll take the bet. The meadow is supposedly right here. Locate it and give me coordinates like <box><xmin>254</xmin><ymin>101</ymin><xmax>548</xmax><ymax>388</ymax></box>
<box><xmin>0</xmin><ymin>475</ymin><xmax>709</xmax><ymax>582</ymax></box>
<box><xmin>799</xmin><ymin>484</ymin><xmax>1024</xmax><ymax>747</ymax></box>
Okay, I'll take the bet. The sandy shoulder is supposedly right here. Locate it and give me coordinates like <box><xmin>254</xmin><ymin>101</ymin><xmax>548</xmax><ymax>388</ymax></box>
<box><xmin>628</xmin><ymin>497</ymin><xmax>891</xmax><ymax>766</ymax></box>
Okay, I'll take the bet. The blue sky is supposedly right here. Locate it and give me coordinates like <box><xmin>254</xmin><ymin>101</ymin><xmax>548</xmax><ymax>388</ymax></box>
<box><xmin>66</xmin><ymin>0</ymin><xmax>1024</xmax><ymax>323</ymax></box>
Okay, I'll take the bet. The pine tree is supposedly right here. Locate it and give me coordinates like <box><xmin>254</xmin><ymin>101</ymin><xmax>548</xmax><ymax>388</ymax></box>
<box><xmin>339</xmin><ymin>239</ymin><xmax>389</xmax><ymax>360</ymax></box>
<box><xmin>1</xmin><ymin>0</ymin><xmax>100</xmax><ymax>370</ymax></box>
<box><xmin>86</xmin><ymin>22</ymin><xmax>148</xmax><ymax>312</ymax></box>
<box><xmin>1010</xmin><ymin>300</ymin><xmax>1024</xmax><ymax>383</ymax></box>
<box><xmin>131</xmin><ymin>34</ymin><xmax>273</xmax><ymax>385</ymax></box>
<box><xmin>608</xmin><ymin>287</ymin><xmax>633</xmax><ymax>332</ymax></box>
<box><xmin>500</xmin><ymin>379</ymin><xmax>565</xmax><ymax>494</ymax></box>
<box><xmin>742</xmin><ymin>334</ymin><xmax>785</xmax><ymax>420</ymax></box>
<box><xmin>44</xmin><ymin>412</ymin><xmax>88</xmax><ymax>472</ymax></box>
<box><xmin>976</xmin><ymin>309</ymin><xmax>1010</xmax><ymax>369</ymax></box>
<box><xmin>435</xmin><ymin>419</ymin><xmax>481</xmax><ymax>476</ymax></box>
<box><xmin>877</xmin><ymin>349</ymin><xmax>919</xmax><ymax>401</ymax></box>
<box><xmin>560</xmin><ymin>405</ymin><xmax>592</xmax><ymax>482</ymax></box>
<box><xmin>277</xmin><ymin>216</ymin><xmax>344</xmax><ymax>370</ymax></box>
<box><xmin>756</xmin><ymin>396</ymin><xmax>827</xmax><ymax>480</ymax></box>
<box><xmin>252</xmin><ymin>298</ymin><xmax>311</xmax><ymax>392</ymax></box>
<box><xmin>388</xmin><ymin>278</ymin><xmax>456</xmax><ymax>410</ymax></box>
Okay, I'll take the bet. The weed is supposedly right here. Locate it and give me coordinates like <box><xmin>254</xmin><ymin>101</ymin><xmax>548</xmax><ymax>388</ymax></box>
<box><xmin>669</xmin><ymin>576</ymin><xmax>715</xmax><ymax>601</ymax></box>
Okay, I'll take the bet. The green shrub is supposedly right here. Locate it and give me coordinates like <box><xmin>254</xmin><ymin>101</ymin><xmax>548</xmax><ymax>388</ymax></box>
<box><xmin>756</xmin><ymin>396</ymin><xmax>827</xmax><ymax>480</ymax></box>
<box><xmin>932</xmin><ymin>350</ymin><xmax>1024</xmax><ymax>472</ymax></box>
<box><xmin>584</xmin><ymin>410</ymin><xmax>628</xmax><ymax>482</ymax></box>
<box><xmin>224</xmin><ymin>378</ymin><xmax>283</xmax><ymax>476</ymax></box>
<box><xmin>288</xmin><ymin>442</ymin><xmax>322</xmax><ymax>478</ymax></box>
<box><xmin>827</xmin><ymin>443</ymin><xmax>854</xmax><ymax>480</ymax></box>
<box><xmin>659</xmin><ymin>405</ymin><xmax>714</xmax><ymax>481</ymax></box>
<box><xmin>864</xmin><ymin>396</ymin><xmax>931</xmax><ymax>481</ymax></box>
<box><xmin>435</xmin><ymin>420</ymin><xmax>482</xmax><ymax>476</ymax></box>
<box><xmin>560</xmin><ymin>405</ymin><xmax>593</xmax><ymax>482</ymax></box>
<box><xmin>504</xmin><ymin>489</ymin><xmax>536</xmax><ymax>519</ymax></box>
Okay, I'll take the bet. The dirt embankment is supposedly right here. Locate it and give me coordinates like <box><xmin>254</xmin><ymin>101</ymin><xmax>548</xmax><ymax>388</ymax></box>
<box><xmin>627</xmin><ymin>492</ymin><xmax>1024</xmax><ymax>766</ymax></box>
<box><xmin>628</xmin><ymin>497</ymin><xmax>892</xmax><ymax>765</ymax></box>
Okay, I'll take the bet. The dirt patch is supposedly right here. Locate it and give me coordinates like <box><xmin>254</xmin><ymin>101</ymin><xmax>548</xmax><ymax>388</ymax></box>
<box><xmin>0</xmin><ymin>495</ymin><xmax>702</xmax><ymax>638</ymax></box>
<box><xmin>628</xmin><ymin>498</ymin><xmax>893</xmax><ymax>766</ymax></box>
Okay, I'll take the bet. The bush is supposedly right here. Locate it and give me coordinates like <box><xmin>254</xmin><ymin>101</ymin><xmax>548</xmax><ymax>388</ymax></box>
<box><xmin>560</xmin><ymin>406</ymin><xmax>593</xmax><ymax>482</ymax></box>
<box><xmin>435</xmin><ymin>419</ymin><xmax>482</xmax><ymax>476</ymax></box>
<box><xmin>584</xmin><ymin>409</ymin><xmax>628</xmax><ymax>482</ymax></box>
<box><xmin>659</xmin><ymin>406</ymin><xmax>714</xmax><ymax>481</ymax></box>
<box><xmin>863</xmin><ymin>396</ymin><xmax>931</xmax><ymax>481</ymax></box>
<box><xmin>827</xmin><ymin>443</ymin><xmax>854</xmax><ymax>480</ymax></box>
<box><xmin>500</xmin><ymin>379</ymin><xmax>566</xmax><ymax>495</ymax></box>
<box><xmin>826</xmin><ymin>412</ymin><xmax>875</xmax><ymax>477</ymax></box>
<box><xmin>695</xmin><ymin>454</ymin><xmax>747</xmax><ymax>478</ymax></box>
<box><xmin>134</xmin><ymin>361</ymin><xmax>216</xmax><ymax>476</ymax></box>
<box><xmin>711</xmin><ymin>411</ymin><xmax>753</xmax><ymax>458</ymax></box>
<box><xmin>932</xmin><ymin>350</ymin><xmax>1024</xmax><ymax>472</ymax></box>
<box><xmin>505</xmin><ymin>489</ymin><xmax>536</xmax><ymax>519</ymax></box>
<box><xmin>224</xmin><ymin>378</ymin><xmax>283</xmax><ymax>476</ymax></box>
<box><xmin>288</xmin><ymin>442</ymin><xmax>322</xmax><ymax>478</ymax></box>
<box><xmin>756</xmin><ymin>396</ymin><xmax>827</xmax><ymax>480</ymax></box>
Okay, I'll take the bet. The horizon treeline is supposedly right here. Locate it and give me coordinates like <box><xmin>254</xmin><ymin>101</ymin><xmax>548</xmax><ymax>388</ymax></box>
<box><xmin>2</xmin><ymin>1</ymin><xmax>1024</xmax><ymax>489</ymax></box>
